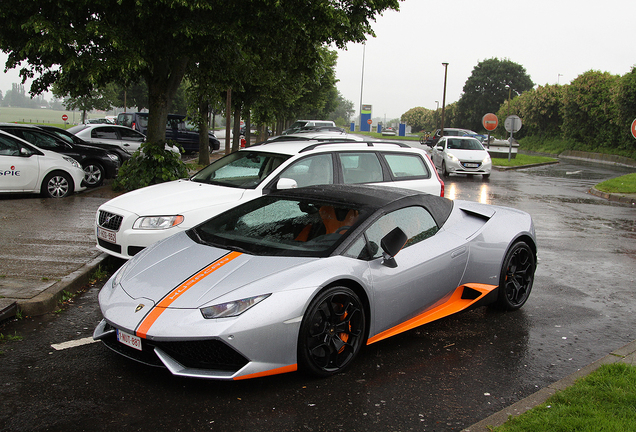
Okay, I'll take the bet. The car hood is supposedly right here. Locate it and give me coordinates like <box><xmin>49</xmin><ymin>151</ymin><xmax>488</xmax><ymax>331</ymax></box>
<box><xmin>102</xmin><ymin>179</ymin><xmax>247</xmax><ymax>216</ymax></box>
<box><xmin>116</xmin><ymin>232</ymin><xmax>316</xmax><ymax>308</ymax></box>
<box><xmin>446</xmin><ymin>149</ymin><xmax>488</xmax><ymax>162</ymax></box>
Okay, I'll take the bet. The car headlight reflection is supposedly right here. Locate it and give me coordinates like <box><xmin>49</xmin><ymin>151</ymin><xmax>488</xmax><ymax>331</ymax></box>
<box><xmin>200</xmin><ymin>294</ymin><xmax>271</xmax><ymax>319</ymax></box>
<box><xmin>447</xmin><ymin>153</ymin><xmax>459</xmax><ymax>162</ymax></box>
<box><xmin>63</xmin><ymin>156</ymin><xmax>82</xmax><ymax>169</ymax></box>
<box><xmin>112</xmin><ymin>259</ymin><xmax>132</xmax><ymax>288</ymax></box>
<box><xmin>133</xmin><ymin>215</ymin><xmax>184</xmax><ymax>230</ymax></box>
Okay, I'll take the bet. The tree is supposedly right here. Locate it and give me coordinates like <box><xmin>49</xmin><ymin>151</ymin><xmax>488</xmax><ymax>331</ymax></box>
<box><xmin>327</xmin><ymin>92</ymin><xmax>355</xmax><ymax>126</ymax></box>
<box><xmin>561</xmin><ymin>70</ymin><xmax>620</xmax><ymax>148</ymax></box>
<box><xmin>52</xmin><ymin>83</ymin><xmax>117</xmax><ymax>122</ymax></box>
<box><xmin>615</xmin><ymin>66</ymin><xmax>636</xmax><ymax>151</ymax></box>
<box><xmin>457</xmin><ymin>58</ymin><xmax>534</xmax><ymax>132</ymax></box>
<box><xmin>1</xmin><ymin>0</ymin><xmax>400</xmax><ymax>151</ymax></box>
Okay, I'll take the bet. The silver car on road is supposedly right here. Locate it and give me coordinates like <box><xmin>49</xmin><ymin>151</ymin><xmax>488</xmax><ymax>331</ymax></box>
<box><xmin>94</xmin><ymin>184</ymin><xmax>537</xmax><ymax>380</ymax></box>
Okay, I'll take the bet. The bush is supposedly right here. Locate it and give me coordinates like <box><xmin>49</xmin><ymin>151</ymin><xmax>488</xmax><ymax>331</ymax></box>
<box><xmin>112</xmin><ymin>141</ymin><xmax>189</xmax><ymax>192</ymax></box>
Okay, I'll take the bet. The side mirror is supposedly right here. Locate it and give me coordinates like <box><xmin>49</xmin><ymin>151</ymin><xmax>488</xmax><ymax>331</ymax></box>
<box><xmin>276</xmin><ymin>177</ymin><xmax>297</xmax><ymax>190</ymax></box>
<box><xmin>380</xmin><ymin>227</ymin><xmax>407</xmax><ymax>268</ymax></box>
<box><xmin>20</xmin><ymin>147</ymin><xmax>33</xmax><ymax>157</ymax></box>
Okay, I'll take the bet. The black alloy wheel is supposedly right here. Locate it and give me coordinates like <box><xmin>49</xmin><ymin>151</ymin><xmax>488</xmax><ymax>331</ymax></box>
<box><xmin>495</xmin><ymin>241</ymin><xmax>535</xmax><ymax>310</ymax></box>
<box><xmin>298</xmin><ymin>287</ymin><xmax>366</xmax><ymax>376</ymax></box>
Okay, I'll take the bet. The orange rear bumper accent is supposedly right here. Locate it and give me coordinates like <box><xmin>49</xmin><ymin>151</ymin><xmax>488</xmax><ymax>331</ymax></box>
<box><xmin>367</xmin><ymin>283</ymin><xmax>497</xmax><ymax>345</ymax></box>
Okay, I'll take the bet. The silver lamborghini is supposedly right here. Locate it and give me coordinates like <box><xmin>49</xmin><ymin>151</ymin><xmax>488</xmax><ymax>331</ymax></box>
<box><xmin>94</xmin><ymin>184</ymin><xmax>537</xmax><ymax>380</ymax></box>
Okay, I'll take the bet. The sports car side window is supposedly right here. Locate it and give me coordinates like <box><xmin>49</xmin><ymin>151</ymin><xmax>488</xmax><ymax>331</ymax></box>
<box><xmin>347</xmin><ymin>206</ymin><xmax>438</xmax><ymax>260</ymax></box>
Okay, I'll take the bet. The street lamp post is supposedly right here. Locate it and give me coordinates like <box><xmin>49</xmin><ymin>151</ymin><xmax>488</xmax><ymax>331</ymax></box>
<box><xmin>359</xmin><ymin>43</ymin><xmax>366</xmax><ymax>132</ymax></box>
<box><xmin>435</xmin><ymin>100</ymin><xmax>439</xmax><ymax>129</ymax></box>
<box><xmin>440</xmin><ymin>63</ymin><xmax>449</xmax><ymax>137</ymax></box>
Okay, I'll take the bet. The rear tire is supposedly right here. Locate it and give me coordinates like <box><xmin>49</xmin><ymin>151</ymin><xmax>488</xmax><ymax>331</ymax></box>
<box><xmin>42</xmin><ymin>171</ymin><xmax>74</xmax><ymax>198</ymax></box>
<box><xmin>494</xmin><ymin>241</ymin><xmax>535</xmax><ymax>310</ymax></box>
<box><xmin>298</xmin><ymin>287</ymin><xmax>366</xmax><ymax>377</ymax></box>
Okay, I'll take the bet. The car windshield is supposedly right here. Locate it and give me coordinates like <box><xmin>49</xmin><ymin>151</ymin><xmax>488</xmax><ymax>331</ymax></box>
<box><xmin>446</xmin><ymin>138</ymin><xmax>484</xmax><ymax>150</ymax></box>
<box><xmin>189</xmin><ymin>196</ymin><xmax>369</xmax><ymax>257</ymax></box>
<box><xmin>190</xmin><ymin>151</ymin><xmax>291</xmax><ymax>189</ymax></box>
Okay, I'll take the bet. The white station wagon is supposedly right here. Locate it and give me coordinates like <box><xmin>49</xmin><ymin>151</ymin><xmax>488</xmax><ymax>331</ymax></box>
<box><xmin>95</xmin><ymin>140</ymin><xmax>444</xmax><ymax>259</ymax></box>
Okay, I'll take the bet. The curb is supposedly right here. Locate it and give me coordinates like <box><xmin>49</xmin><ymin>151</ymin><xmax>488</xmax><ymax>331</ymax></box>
<box><xmin>16</xmin><ymin>253</ymin><xmax>111</xmax><ymax>317</ymax></box>
<box><xmin>493</xmin><ymin>161</ymin><xmax>559</xmax><ymax>171</ymax></box>
<box><xmin>462</xmin><ymin>340</ymin><xmax>636</xmax><ymax>431</ymax></box>
<box><xmin>588</xmin><ymin>187</ymin><xmax>636</xmax><ymax>205</ymax></box>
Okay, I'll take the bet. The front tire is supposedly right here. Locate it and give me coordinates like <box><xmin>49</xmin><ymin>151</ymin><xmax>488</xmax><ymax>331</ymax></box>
<box><xmin>298</xmin><ymin>287</ymin><xmax>366</xmax><ymax>377</ymax></box>
<box><xmin>83</xmin><ymin>162</ymin><xmax>104</xmax><ymax>187</ymax></box>
<box><xmin>441</xmin><ymin>161</ymin><xmax>449</xmax><ymax>177</ymax></box>
<box><xmin>494</xmin><ymin>241</ymin><xmax>535</xmax><ymax>310</ymax></box>
<box><xmin>42</xmin><ymin>171</ymin><xmax>74</xmax><ymax>198</ymax></box>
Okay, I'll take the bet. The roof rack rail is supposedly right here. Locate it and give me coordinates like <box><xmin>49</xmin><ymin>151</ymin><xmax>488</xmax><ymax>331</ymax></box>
<box><xmin>299</xmin><ymin>140</ymin><xmax>409</xmax><ymax>153</ymax></box>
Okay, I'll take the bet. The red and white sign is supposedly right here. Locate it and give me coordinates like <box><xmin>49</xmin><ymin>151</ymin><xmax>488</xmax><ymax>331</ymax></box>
<box><xmin>367</xmin><ymin>119</ymin><xmax>372</xmax><ymax>125</ymax></box>
<box><xmin>631</xmin><ymin>118</ymin><xmax>636</xmax><ymax>139</ymax></box>
<box><xmin>482</xmin><ymin>113</ymin><xmax>498</xmax><ymax>131</ymax></box>
<box><xmin>62</xmin><ymin>114</ymin><xmax>68</xmax><ymax>121</ymax></box>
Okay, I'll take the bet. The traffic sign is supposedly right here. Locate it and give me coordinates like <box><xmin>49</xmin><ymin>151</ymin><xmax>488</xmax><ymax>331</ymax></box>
<box><xmin>367</xmin><ymin>119</ymin><xmax>372</xmax><ymax>125</ymax></box>
<box><xmin>482</xmin><ymin>113</ymin><xmax>498</xmax><ymax>131</ymax></box>
<box><xmin>631</xmin><ymin>118</ymin><xmax>636</xmax><ymax>139</ymax></box>
<box><xmin>62</xmin><ymin>114</ymin><xmax>68</xmax><ymax>122</ymax></box>
<box><xmin>504</xmin><ymin>115</ymin><xmax>522</xmax><ymax>133</ymax></box>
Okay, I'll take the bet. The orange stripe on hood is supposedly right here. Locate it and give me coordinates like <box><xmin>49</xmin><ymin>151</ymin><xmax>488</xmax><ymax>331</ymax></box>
<box><xmin>136</xmin><ymin>251</ymin><xmax>243</xmax><ymax>338</ymax></box>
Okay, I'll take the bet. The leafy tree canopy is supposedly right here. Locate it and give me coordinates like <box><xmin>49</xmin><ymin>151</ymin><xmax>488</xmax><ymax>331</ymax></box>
<box><xmin>457</xmin><ymin>58</ymin><xmax>534</xmax><ymax>132</ymax></box>
<box><xmin>0</xmin><ymin>0</ymin><xmax>400</xmax><ymax>148</ymax></box>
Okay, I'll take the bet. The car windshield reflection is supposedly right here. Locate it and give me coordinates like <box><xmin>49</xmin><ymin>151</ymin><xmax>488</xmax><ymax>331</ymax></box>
<box><xmin>190</xmin><ymin>151</ymin><xmax>291</xmax><ymax>189</ymax></box>
<box><xmin>189</xmin><ymin>196</ymin><xmax>368</xmax><ymax>257</ymax></box>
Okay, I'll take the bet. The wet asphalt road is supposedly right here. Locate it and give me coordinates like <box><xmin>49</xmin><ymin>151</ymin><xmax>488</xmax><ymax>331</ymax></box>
<box><xmin>1</xmin><ymin>158</ymin><xmax>635</xmax><ymax>432</ymax></box>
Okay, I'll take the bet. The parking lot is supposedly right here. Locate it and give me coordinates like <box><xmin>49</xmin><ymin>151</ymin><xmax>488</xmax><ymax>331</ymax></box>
<box><xmin>1</xmin><ymin>156</ymin><xmax>635</xmax><ymax>431</ymax></box>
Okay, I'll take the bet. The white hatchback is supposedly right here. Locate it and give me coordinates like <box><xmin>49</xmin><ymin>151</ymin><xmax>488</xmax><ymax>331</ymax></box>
<box><xmin>95</xmin><ymin>140</ymin><xmax>444</xmax><ymax>259</ymax></box>
<box><xmin>0</xmin><ymin>130</ymin><xmax>86</xmax><ymax>198</ymax></box>
<box><xmin>430</xmin><ymin>136</ymin><xmax>492</xmax><ymax>179</ymax></box>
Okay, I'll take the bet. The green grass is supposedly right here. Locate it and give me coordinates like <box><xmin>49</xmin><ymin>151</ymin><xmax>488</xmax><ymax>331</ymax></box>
<box><xmin>492</xmin><ymin>153</ymin><xmax>558</xmax><ymax>167</ymax></box>
<box><xmin>0</xmin><ymin>106</ymin><xmax>106</xmax><ymax>125</ymax></box>
<box><xmin>495</xmin><ymin>363</ymin><xmax>636</xmax><ymax>432</ymax></box>
<box><xmin>595</xmin><ymin>173</ymin><xmax>636</xmax><ymax>194</ymax></box>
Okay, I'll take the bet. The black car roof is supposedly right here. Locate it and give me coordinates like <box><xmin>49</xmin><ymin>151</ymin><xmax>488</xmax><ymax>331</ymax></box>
<box><xmin>271</xmin><ymin>184</ymin><xmax>453</xmax><ymax>227</ymax></box>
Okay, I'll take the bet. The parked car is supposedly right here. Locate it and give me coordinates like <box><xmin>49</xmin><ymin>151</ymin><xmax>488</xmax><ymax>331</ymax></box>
<box><xmin>37</xmin><ymin>125</ymin><xmax>132</xmax><ymax>166</ymax></box>
<box><xmin>67</xmin><ymin>124</ymin><xmax>180</xmax><ymax>155</ymax></box>
<box><xmin>430</xmin><ymin>136</ymin><xmax>492</xmax><ymax>179</ymax></box>
<box><xmin>117</xmin><ymin>112</ymin><xmax>220</xmax><ymax>153</ymax></box>
<box><xmin>0</xmin><ymin>123</ymin><xmax>119</xmax><ymax>187</ymax></box>
<box><xmin>422</xmin><ymin>128</ymin><xmax>478</xmax><ymax>147</ymax></box>
<box><xmin>282</xmin><ymin>120</ymin><xmax>337</xmax><ymax>135</ymax></box>
<box><xmin>93</xmin><ymin>183</ymin><xmax>536</xmax><ymax>380</ymax></box>
<box><xmin>0</xmin><ymin>130</ymin><xmax>86</xmax><ymax>198</ymax></box>
<box><xmin>263</xmin><ymin>129</ymin><xmax>366</xmax><ymax>144</ymax></box>
<box><xmin>95</xmin><ymin>140</ymin><xmax>444</xmax><ymax>260</ymax></box>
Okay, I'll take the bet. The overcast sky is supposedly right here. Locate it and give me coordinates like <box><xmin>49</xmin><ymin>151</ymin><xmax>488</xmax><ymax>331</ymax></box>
<box><xmin>334</xmin><ymin>0</ymin><xmax>636</xmax><ymax>120</ymax></box>
<box><xmin>1</xmin><ymin>0</ymin><xmax>635</xmax><ymax>121</ymax></box>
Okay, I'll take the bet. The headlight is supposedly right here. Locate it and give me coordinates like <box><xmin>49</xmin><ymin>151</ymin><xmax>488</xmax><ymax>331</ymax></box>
<box><xmin>447</xmin><ymin>153</ymin><xmax>459</xmax><ymax>162</ymax></box>
<box><xmin>133</xmin><ymin>215</ymin><xmax>184</xmax><ymax>230</ymax></box>
<box><xmin>483</xmin><ymin>154</ymin><xmax>491</xmax><ymax>164</ymax></box>
<box><xmin>200</xmin><ymin>294</ymin><xmax>270</xmax><ymax>319</ymax></box>
<box><xmin>106</xmin><ymin>153</ymin><xmax>119</xmax><ymax>162</ymax></box>
<box><xmin>112</xmin><ymin>259</ymin><xmax>132</xmax><ymax>288</ymax></box>
<box><xmin>63</xmin><ymin>156</ymin><xmax>81</xmax><ymax>169</ymax></box>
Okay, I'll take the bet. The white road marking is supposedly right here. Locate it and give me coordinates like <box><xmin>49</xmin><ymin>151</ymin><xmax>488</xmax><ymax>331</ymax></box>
<box><xmin>51</xmin><ymin>337</ymin><xmax>99</xmax><ymax>351</ymax></box>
